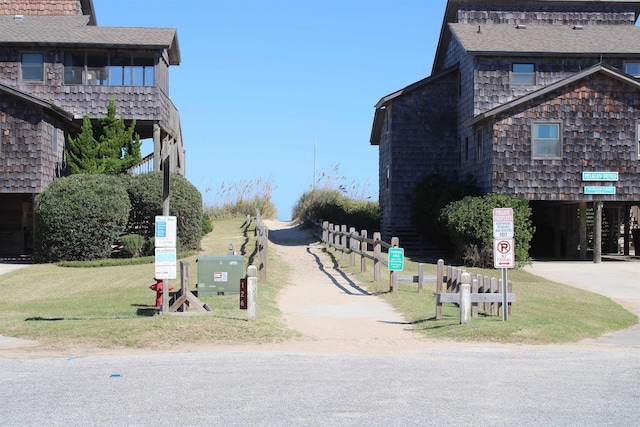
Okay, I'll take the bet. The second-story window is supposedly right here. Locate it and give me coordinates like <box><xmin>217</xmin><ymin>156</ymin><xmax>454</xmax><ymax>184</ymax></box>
<box><xmin>625</xmin><ymin>62</ymin><xmax>640</xmax><ymax>78</ymax></box>
<box><xmin>21</xmin><ymin>52</ymin><xmax>44</xmax><ymax>82</ymax></box>
<box><xmin>511</xmin><ymin>63</ymin><xmax>535</xmax><ymax>86</ymax></box>
<box><xmin>63</xmin><ymin>51</ymin><xmax>155</xmax><ymax>87</ymax></box>
<box><xmin>532</xmin><ymin>122</ymin><xmax>562</xmax><ymax>159</ymax></box>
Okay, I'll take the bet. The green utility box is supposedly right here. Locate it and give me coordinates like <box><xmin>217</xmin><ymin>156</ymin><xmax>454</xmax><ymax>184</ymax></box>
<box><xmin>196</xmin><ymin>255</ymin><xmax>245</xmax><ymax>296</ymax></box>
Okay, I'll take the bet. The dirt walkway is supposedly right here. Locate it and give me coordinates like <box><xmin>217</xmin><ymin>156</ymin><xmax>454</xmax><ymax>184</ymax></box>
<box><xmin>262</xmin><ymin>220</ymin><xmax>434</xmax><ymax>354</ymax></box>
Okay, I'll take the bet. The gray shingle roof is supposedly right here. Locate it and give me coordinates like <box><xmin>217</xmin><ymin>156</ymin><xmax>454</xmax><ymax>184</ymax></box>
<box><xmin>450</xmin><ymin>23</ymin><xmax>640</xmax><ymax>55</ymax></box>
<box><xmin>0</xmin><ymin>15</ymin><xmax>180</xmax><ymax>64</ymax></box>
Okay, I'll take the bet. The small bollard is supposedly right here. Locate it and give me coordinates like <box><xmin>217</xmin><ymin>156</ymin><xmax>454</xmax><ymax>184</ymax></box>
<box><xmin>247</xmin><ymin>265</ymin><xmax>258</xmax><ymax>321</ymax></box>
<box><xmin>460</xmin><ymin>272</ymin><xmax>471</xmax><ymax>324</ymax></box>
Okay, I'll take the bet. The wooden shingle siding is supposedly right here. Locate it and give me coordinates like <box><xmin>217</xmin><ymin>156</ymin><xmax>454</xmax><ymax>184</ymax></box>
<box><xmin>458</xmin><ymin>4</ymin><xmax>637</xmax><ymax>26</ymax></box>
<box><xmin>0</xmin><ymin>1</ymin><xmax>83</xmax><ymax>17</ymax></box>
<box><xmin>379</xmin><ymin>71</ymin><xmax>459</xmax><ymax>236</ymax></box>
<box><xmin>0</xmin><ymin>94</ymin><xmax>65</xmax><ymax>193</ymax></box>
<box><xmin>490</xmin><ymin>73</ymin><xmax>640</xmax><ymax>201</ymax></box>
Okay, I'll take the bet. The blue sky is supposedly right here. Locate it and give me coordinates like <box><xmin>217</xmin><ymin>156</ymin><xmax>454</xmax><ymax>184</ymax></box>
<box><xmin>93</xmin><ymin>0</ymin><xmax>447</xmax><ymax>220</ymax></box>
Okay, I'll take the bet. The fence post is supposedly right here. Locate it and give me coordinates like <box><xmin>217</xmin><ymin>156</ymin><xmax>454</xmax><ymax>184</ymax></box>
<box><xmin>417</xmin><ymin>263</ymin><xmax>424</xmax><ymax>294</ymax></box>
<box><xmin>360</xmin><ymin>230</ymin><xmax>367</xmax><ymax>273</ymax></box>
<box><xmin>373</xmin><ymin>232</ymin><xmax>381</xmax><ymax>281</ymax></box>
<box><xmin>259</xmin><ymin>228</ymin><xmax>268</xmax><ymax>282</ymax></box>
<box><xmin>460</xmin><ymin>272</ymin><xmax>471</xmax><ymax>324</ymax></box>
<box><xmin>247</xmin><ymin>265</ymin><xmax>257</xmax><ymax>321</ymax></box>
<box><xmin>341</xmin><ymin>225</ymin><xmax>347</xmax><ymax>260</ymax></box>
<box><xmin>322</xmin><ymin>221</ymin><xmax>329</xmax><ymax>244</ymax></box>
<box><xmin>436</xmin><ymin>259</ymin><xmax>444</xmax><ymax>320</ymax></box>
<box><xmin>349</xmin><ymin>227</ymin><xmax>356</xmax><ymax>266</ymax></box>
<box><xmin>491</xmin><ymin>277</ymin><xmax>498</xmax><ymax>315</ymax></box>
<box><xmin>471</xmin><ymin>277</ymin><xmax>479</xmax><ymax>317</ymax></box>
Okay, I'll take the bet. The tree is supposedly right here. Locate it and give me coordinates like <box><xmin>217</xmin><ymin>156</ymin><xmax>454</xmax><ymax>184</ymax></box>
<box><xmin>67</xmin><ymin>99</ymin><xmax>142</xmax><ymax>174</ymax></box>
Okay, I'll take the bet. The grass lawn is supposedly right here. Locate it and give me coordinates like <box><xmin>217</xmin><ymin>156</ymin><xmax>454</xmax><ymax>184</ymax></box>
<box><xmin>0</xmin><ymin>217</ymin><xmax>296</xmax><ymax>350</ymax></box>
<box><xmin>0</xmin><ymin>217</ymin><xmax>636</xmax><ymax>350</ymax></box>
<box><xmin>331</xmin><ymin>248</ymin><xmax>638</xmax><ymax>344</ymax></box>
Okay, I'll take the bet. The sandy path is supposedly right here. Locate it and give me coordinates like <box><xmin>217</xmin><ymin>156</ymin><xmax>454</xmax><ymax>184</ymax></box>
<box><xmin>264</xmin><ymin>220</ymin><xmax>433</xmax><ymax>354</ymax></box>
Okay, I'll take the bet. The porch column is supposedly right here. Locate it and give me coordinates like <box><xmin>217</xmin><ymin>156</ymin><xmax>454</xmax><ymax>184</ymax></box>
<box><xmin>153</xmin><ymin>124</ymin><xmax>161</xmax><ymax>172</ymax></box>
<box><xmin>593</xmin><ymin>201</ymin><xmax>602</xmax><ymax>263</ymax></box>
<box><xmin>623</xmin><ymin>204</ymin><xmax>631</xmax><ymax>256</ymax></box>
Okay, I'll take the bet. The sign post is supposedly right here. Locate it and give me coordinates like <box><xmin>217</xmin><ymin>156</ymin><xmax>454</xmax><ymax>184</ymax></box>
<box><xmin>493</xmin><ymin>208</ymin><xmax>514</xmax><ymax>321</ymax></box>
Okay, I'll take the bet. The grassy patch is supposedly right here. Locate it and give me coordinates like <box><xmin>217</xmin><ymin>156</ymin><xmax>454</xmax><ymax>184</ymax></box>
<box><xmin>328</xmin><ymin>249</ymin><xmax>638</xmax><ymax>345</ymax></box>
<box><xmin>0</xmin><ymin>218</ymin><xmax>295</xmax><ymax>350</ymax></box>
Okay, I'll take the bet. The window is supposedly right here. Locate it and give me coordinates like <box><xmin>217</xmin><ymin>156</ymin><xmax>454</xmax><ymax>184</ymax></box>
<box><xmin>476</xmin><ymin>129</ymin><xmax>483</xmax><ymax>161</ymax></box>
<box><xmin>511</xmin><ymin>63</ymin><xmax>535</xmax><ymax>86</ymax></box>
<box><xmin>21</xmin><ymin>52</ymin><xmax>44</xmax><ymax>82</ymax></box>
<box><xmin>532</xmin><ymin>122</ymin><xmax>562</xmax><ymax>158</ymax></box>
<box><xmin>625</xmin><ymin>62</ymin><xmax>640</xmax><ymax>78</ymax></box>
<box><xmin>63</xmin><ymin>50</ymin><xmax>156</xmax><ymax>86</ymax></box>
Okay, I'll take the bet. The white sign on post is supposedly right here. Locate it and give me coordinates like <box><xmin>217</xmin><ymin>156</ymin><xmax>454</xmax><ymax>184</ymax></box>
<box><xmin>493</xmin><ymin>208</ymin><xmax>514</xmax><ymax>238</ymax></box>
<box><xmin>155</xmin><ymin>215</ymin><xmax>177</xmax><ymax>279</ymax></box>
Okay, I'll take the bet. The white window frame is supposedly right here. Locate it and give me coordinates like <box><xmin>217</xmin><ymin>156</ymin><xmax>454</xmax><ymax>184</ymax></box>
<box><xmin>511</xmin><ymin>63</ymin><xmax>536</xmax><ymax>86</ymax></box>
<box><xmin>624</xmin><ymin>62</ymin><xmax>640</xmax><ymax>78</ymax></box>
<box><xmin>532</xmin><ymin>121</ymin><xmax>562</xmax><ymax>159</ymax></box>
<box><xmin>21</xmin><ymin>52</ymin><xmax>44</xmax><ymax>82</ymax></box>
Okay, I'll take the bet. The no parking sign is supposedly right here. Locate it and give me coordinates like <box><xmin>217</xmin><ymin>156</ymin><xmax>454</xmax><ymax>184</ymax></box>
<box><xmin>494</xmin><ymin>238</ymin><xmax>515</xmax><ymax>269</ymax></box>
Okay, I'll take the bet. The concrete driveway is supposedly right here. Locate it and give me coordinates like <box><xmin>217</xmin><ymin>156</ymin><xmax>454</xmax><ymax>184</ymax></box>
<box><xmin>525</xmin><ymin>256</ymin><xmax>640</xmax><ymax>347</ymax></box>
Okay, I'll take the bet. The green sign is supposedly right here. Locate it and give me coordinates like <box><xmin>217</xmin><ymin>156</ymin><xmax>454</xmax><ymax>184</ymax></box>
<box><xmin>388</xmin><ymin>247</ymin><xmax>404</xmax><ymax>271</ymax></box>
<box><xmin>584</xmin><ymin>186</ymin><xmax>616</xmax><ymax>195</ymax></box>
<box><xmin>582</xmin><ymin>172</ymin><xmax>618</xmax><ymax>182</ymax></box>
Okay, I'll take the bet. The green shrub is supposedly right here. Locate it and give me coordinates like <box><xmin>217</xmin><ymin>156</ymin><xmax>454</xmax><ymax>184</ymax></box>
<box><xmin>34</xmin><ymin>174</ymin><xmax>130</xmax><ymax>262</ymax></box>
<box><xmin>120</xmin><ymin>234</ymin><xmax>146</xmax><ymax>258</ymax></box>
<box><xmin>292</xmin><ymin>189</ymin><xmax>380</xmax><ymax>232</ymax></box>
<box><xmin>125</xmin><ymin>172</ymin><xmax>203</xmax><ymax>250</ymax></box>
<box><xmin>201</xmin><ymin>213</ymin><xmax>213</xmax><ymax>235</ymax></box>
<box><xmin>439</xmin><ymin>193</ymin><xmax>535</xmax><ymax>267</ymax></box>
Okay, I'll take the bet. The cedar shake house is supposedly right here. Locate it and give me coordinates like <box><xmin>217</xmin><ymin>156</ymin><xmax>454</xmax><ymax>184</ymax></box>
<box><xmin>0</xmin><ymin>0</ymin><xmax>184</xmax><ymax>256</ymax></box>
<box><xmin>371</xmin><ymin>0</ymin><xmax>640</xmax><ymax>259</ymax></box>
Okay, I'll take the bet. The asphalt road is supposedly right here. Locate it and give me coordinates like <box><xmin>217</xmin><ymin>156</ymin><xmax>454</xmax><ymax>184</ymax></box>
<box><xmin>0</xmin><ymin>346</ymin><xmax>638</xmax><ymax>426</ymax></box>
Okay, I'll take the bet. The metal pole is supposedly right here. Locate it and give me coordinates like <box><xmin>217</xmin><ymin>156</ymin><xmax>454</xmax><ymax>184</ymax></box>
<box><xmin>502</xmin><ymin>268</ymin><xmax>508</xmax><ymax>321</ymax></box>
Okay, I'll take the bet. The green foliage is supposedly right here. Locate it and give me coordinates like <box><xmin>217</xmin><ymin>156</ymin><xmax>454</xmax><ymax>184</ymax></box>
<box><xmin>292</xmin><ymin>189</ymin><xmax>380</xmax><ymax>232</ymax></box>
<box><xmin>201</xmin><ymin>213</ymin><xmax>213</xmax><ymax>235</ymax></box>
<box><xmin>411</xmin><ymin>173</ymin><xmax>480</xmax><ymax>246</ymax></box>
<box><xmin>125</xmin><ymin>171</ymin><xmax>203</xmax><ymax>250</ymax></box>
<box><xmin>33</xmin><ymin>174</ymin><xmax>131</xmax><ymax>262</ymax></box>
<box><xmin>439</xmin><ymin>194</ymin><xmax>535</xmax><ymax>267</ymax></box>
<box><xmin>119</xmin><ymin>234</ymin><xmax>146</xmax><ymax>258</ymax></box>
<box><xmin>67</xmin><ymin>99</ymin><xmax>142</xmax><ymax>175</ymax></box>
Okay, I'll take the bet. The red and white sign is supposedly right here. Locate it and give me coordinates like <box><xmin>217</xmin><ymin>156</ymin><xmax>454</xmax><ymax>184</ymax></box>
<box><xmin>493</xmin><ymin>208</ymin><xmax>514</xmax><ymax>238</ymax></box>
<box><xmin>494</xmin><ymin>238</ymin><xmax>515</xmax><ymax>269</ymax></box>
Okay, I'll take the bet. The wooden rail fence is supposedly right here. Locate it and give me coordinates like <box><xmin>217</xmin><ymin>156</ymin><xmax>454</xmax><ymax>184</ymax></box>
<box><xmin>311</xmin><ymin>218</ymin><xmax>515</xmax><ymax>321</ymax></box>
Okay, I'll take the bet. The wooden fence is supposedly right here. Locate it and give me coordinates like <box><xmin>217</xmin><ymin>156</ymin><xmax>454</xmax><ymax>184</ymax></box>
<box><xmin>311</xmin><ymin>218</ymin><xmax>515</xmax><ymax>320</ymax></box>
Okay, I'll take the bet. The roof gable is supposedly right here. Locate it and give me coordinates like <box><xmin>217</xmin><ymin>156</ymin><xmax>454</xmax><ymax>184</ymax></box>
<box><xmin>0</xmin><ymin>83</ymin><xmax>73</xmax><ymax>121</ymax></box>
<box><xmin>464</xmin><ymin>62</ymin><xmax>640</xmax><ymax>127</ymax></box>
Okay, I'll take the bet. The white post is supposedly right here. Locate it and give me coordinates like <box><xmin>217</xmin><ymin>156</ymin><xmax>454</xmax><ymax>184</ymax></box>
<box><xmin>460</xmin><ymin>272</ymin><xmax>471</xmax><ymax>324</ymax></box>
<box><xmin>247</xmin><ymin>265</ymin><xmax>258</xmax><ymax>321</ymax></box>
